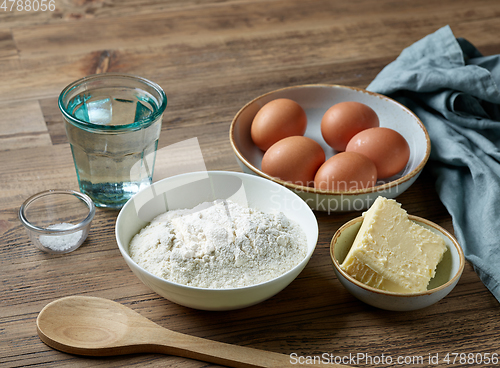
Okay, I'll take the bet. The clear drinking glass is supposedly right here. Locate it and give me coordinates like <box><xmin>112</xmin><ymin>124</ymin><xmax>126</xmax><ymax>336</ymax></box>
<box><xmin>58</xmin><ymin>73</ymin><xmax>167</xmax><ymax>209</ymax></box>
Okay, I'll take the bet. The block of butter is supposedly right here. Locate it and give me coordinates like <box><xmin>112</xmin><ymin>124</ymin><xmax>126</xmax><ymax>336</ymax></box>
<box><xmin>340</xmin><ymin>196</ymin><xmax>447</xmax><ymax>293</ymax></box>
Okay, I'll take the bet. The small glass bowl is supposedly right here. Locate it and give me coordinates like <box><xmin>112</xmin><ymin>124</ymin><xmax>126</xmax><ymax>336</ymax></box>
<box><xmin>19</xmin><ymin>189</ymin><xmax>95</xmax><ymax>254</ymax></box>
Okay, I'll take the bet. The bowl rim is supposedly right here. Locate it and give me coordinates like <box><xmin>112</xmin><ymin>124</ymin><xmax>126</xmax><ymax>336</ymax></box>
<box><xmin>18</xmin><ymin>189</ymin><xmax>96</xmax><ymax>234</ymax></box>
<box><xmin>229</xmin><ymin>83</ymin><xmax>431</xmax><ymax>196</ymax></box>
<box><xmin>330</xmin><ymin>214</ymin><xmax>465</xmax><ymax>297</ymax></box>
<box><xmin>115</xmin><ymin>170</ymin><xmax>319</xmax><ymax>292</ymax></box>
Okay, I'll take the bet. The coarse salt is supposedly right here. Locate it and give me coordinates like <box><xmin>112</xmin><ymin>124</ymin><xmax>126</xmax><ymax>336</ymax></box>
<box><xmin>129</xmin><ymin>200</ymin><xmax>308</xmax><ymax>289</ymax></box>
<box><xmin>39</xmin><ymin>223</ymin><xmax>83</xmax><ymax>252</ymax></box>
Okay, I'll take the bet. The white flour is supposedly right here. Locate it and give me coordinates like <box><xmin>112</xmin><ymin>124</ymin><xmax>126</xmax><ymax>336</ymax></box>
<box><xmin>129</xmin><ymin>200</ymin><xmax>308</xmax><ymax>289</ymax></box>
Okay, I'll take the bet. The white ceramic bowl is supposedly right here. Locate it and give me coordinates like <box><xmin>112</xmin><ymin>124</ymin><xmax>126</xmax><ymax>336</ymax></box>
<box><xmin>115</xmin><ymin>171</ymin><xmax>318</xmax><ymax>311</ymax></box>
<box><xmin>330</xmin><ymin>215</ymin><xmax>465</xmax><ymax>311</ymax></box>
<box><xmin>230</xmin><ymin>84</ymin><xmax>431</xmax><ymax>212</ymax></box>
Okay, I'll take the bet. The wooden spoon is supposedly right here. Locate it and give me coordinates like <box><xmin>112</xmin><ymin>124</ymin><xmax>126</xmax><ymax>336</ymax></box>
<box><xmin>37</xmin><ymin>295</ymin><xmax>350</xmax><ymax>368</ymax></box>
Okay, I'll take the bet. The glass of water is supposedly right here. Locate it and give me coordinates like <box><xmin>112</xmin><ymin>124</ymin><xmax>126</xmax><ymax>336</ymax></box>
<box><xmin>58</xmin><ymin>73</ymin><xmax>167</xmax><ymax>209</ymax></box>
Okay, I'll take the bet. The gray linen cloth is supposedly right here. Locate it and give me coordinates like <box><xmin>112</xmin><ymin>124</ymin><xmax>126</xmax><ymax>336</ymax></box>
<box><xmin>367</xmin><ymin>25</ymin><xmax>500</xmax><ymax>302</ymax></box>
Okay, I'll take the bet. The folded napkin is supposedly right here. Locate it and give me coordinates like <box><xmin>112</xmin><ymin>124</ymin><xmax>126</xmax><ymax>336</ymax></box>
<box><xmin>367</xmin><ymin>25</ymin><xmax>500</xmax><ymax>302</ymax></box>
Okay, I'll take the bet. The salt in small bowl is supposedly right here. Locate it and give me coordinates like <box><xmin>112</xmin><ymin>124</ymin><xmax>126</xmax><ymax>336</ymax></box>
<box><xmin>19</xmin><ymin>189</ymin><xmax>95</xmax><ymax>254</ymax></box>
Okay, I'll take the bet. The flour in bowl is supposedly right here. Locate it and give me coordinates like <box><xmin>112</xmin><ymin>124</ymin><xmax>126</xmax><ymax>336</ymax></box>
<box><xmin>128</xmin><ymin>200</ymin><xmax>308</xmax><ymax>289</ymax></box>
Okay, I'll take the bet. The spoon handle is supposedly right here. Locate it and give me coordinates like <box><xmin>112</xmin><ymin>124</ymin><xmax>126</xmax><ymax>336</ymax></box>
<box><xmin>152</xmin><ymin>327</ymin><xmax>349</xmax><ymax>368</ymax></box>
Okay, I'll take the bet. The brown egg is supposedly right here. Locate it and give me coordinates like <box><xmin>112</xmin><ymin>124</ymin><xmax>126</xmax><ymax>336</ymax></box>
<box><xmin>261</xmin><ymin>136</ymin><xmax>325</xmax><ymax>187</ymax></box>
<box><xmin>346</xmin><ymin>127</ymin><xmax>410</xmax><ymax>179</ymax></box>
<box><xmin>251</xmin><ymin>98</ymin><xmax>307</xmax><ymax>151</ymax></box>
<box><xmin>314</xmin><ymin>152</ymin><xmax>377</xmax><ymax>191</ymax></box>
<box><xmin>321</xmin><ymin>101</ymin><xmax>379</xmax><ymax>152</ymax></box>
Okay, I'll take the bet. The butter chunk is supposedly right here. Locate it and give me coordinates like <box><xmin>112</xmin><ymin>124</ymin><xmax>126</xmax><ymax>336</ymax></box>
<box><xmin>341</xmin><ymin>196</ymin><xmax>447</xmax><ymax>293</ymax></box>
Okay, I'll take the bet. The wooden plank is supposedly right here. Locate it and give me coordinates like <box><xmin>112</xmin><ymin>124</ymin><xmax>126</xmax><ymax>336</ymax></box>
<box><xmin>0</xmin><ymin>30</ymin><xmax>17</xmax><ymax>60</ymax></box>
<box><xmin>0</xmin><ymin>100</ymin><xmax>52</xmax><ymax>150</ymax></box>
<box><xmin>10</xmin><ymin>0</ymin><xmax>500</xmax><ymax>60</ymax></box>
<box><xmin>0</xmin><ymin>1</ymin><xmax>499</xmax><ymax>104</ymax></box>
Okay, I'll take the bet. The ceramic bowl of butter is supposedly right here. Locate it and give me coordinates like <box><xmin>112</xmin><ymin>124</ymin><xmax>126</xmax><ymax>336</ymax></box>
<box><xmin>115</xmin><ymin>170</ymin><xmax>318</xmax><ymax>311</ymax></box>
<box><xmin>229</xmin><ymin>84</ymin><xmax>431</xmax><ymax>212</ymax></box>
<box><xmin>330</xmin><ymin>197</ymin><xmax>465</xmax><ymax>311</ymax></box>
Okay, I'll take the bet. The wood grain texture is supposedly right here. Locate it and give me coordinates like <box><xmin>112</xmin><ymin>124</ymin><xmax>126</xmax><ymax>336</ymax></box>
<box><xmin>1</xmin><ymin>0</ymin><xmax>500</xmax><ymax>367</ymax></box>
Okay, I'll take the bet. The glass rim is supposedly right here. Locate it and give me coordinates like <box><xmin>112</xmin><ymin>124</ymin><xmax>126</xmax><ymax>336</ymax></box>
<box><xmin>58</xmin><ymin>73</ymin><xmax>167</xmax><ymax>132</ymax></box>
<box><xmin>18</xmin><ymin>189</ymin><xmax>96</xmax><ymax>235</ymax></box>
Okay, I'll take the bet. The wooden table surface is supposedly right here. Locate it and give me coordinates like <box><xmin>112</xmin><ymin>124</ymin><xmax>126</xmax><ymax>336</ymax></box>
<box><xmin>2</xmin><ymin>1</ymin><xmax>500</xmax><ymax>367</ymax></box>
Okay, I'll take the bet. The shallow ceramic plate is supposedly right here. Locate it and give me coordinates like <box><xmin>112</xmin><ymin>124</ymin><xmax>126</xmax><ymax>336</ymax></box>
<box><xmin>330</xmin><ymin>215</ymin><xmax>465</xmax><ymax>311</ymax></box>
<box><xmin>230</xmin><ymin>84</ymin><xmax>431</xmax><ymax>212</ymax></box>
